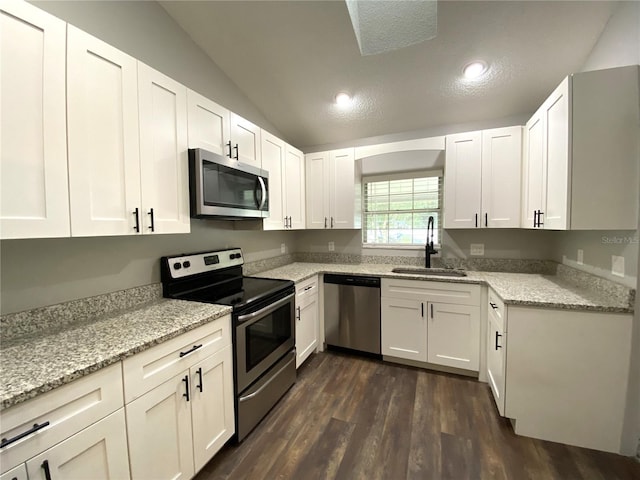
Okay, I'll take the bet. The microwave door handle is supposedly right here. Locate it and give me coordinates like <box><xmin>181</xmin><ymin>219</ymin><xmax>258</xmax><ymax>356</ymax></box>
<box><xmin>257</xmin><ymin>176</ymin><xmax>267</xmax><ymax>210</ymax></box>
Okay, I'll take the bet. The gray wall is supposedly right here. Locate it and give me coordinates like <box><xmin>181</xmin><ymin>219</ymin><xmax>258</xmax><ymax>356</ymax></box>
<box><xmin>294</xmin><ymin>228</ymin><xmax>556</xmax><ymax>261</ymax></box>
<box><xmin>1</xmin><ymin>220</ymin><xmax>295</xmax><ymax>314</ymax></box>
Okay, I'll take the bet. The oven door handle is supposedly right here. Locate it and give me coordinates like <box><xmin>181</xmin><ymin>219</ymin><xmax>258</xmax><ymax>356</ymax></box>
<box><xmin>236</xmin><ymin>293</ymin><xmax>294</xmax><ymax>325</ymax></box>
<box><xmin>238</xmin><ymin>353</ymin><xmax>295</xmax><ymax>403</ymax></box>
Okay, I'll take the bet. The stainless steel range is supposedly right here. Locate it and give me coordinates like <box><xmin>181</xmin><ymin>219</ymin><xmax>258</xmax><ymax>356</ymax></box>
<box><xmin>161</xmin><ymin>248</ymin><xmax>296</xmax><ymax>441</ymax></box>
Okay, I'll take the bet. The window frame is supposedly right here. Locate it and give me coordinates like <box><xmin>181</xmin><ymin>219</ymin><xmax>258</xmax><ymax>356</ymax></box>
<box><xmin>361</xmin><ymin>169</ymin><xmax>443</xmax><ymax>249</ymax></box>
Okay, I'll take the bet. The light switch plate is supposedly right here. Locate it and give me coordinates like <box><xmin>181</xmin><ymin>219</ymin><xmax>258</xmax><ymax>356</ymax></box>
<box><xmin>470</xmin><ymin>243</ymin><xmax>484</xmax><ymax>256</ymax></box>
<box><xmin>612</xmin><ymin>255</ymin><xmax>625</xmax><ymax>277</ymax></box>
<box><xmin>281</xmin><ymin>243</ymin><xmax>286</xmax><ymax>254</ymax></box>
<box><xmin>328</xmin><ymin>241</ymin><xmax>335</xmax><ymax>252</ymax></box>
<box><xmin>577</xmin><ymin>249</ymin><xmax>584</xmax><ymax>265</ymax></box>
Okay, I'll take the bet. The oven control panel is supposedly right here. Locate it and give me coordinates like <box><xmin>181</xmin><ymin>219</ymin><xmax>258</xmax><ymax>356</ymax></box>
<box><xmin>164</xmin><ymin>248</ymin><xmax>243</xmax><ymax>279</ymax></box>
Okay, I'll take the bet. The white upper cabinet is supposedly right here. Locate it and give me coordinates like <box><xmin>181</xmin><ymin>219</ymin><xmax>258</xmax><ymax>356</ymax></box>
<box><xmin>68</xmin><ymin>27</ymin><xmax>190</xmax><ymax>237</ymax></box>
<box><xmin>445</xmin><ymin>127</ymin><xmax>522</xmax><ymax>229</ymax></box>
<box><xmin>481</xmin><ymin>126</ymin><xmax>523</xmax><ymax>228</ymax></box>
<box><xmin>284</xmin><ymin>144</ymin><xmax>306</xmax><ymax>229</ymax></box>
<box><xmin>262</xmin><ymin>133</ymin><xmax>306</xmax><ymax>231</ymax></box>
<box><xmin>261</xmin><ymin>131</ymin><xmax>286</xmax><ymax>230</ymax></box>
<box><xmin>304</xmin><ymin>151</ymin><xmax>330</xmax><ymax>229</ymax></box>
<box><xmin>522</xmin><ymin>112</ymin><xmax>545</xmax><ymax>229</ymax></box>
<box><xmin>186</xmin><ymin>89</ymin><xmax>231</xmax><ymax>157</ymax></box>
<box><xmin>67</xmin><ymin>25</ymin><xmax>142</xmax><ymax>237</ymax></box>
<box><xmin>444</xmin><ymin>131</ymin><xmax>482</xmax><ymax>228</ymax></box>
<box><xmin>138</xmin><ymin>63</ymin><xmax>190</xmax><ymax>234</ymax></box>
<box><xmin>0</xmin><ymin>0</ymin><xmax>69</xmax><ymax>239</ymax></box>
<box><xmin>230</xmin><ymin>112</ymin><xmax>262</xmax><ymax>168</ymax></box>
<box><xmin>522</xmin><ymin>66</ymin><xmax>639</xmax><ymax>230</ymax></box>
<box><xmin>305</xmin><ymin>148</ymin><xmax>359</xmax><ymax>229</ymax></box>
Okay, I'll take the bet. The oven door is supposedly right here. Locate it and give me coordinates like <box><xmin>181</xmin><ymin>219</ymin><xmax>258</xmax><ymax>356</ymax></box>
<box><xmin>189</xmin><ymin>148</ymin><xmax>269</xmax><ymax>218</ymax></box>
<box><xmin>235</xmin><ymin>293</ymin><xmax>295</xmax><ymax>393</ymax></box>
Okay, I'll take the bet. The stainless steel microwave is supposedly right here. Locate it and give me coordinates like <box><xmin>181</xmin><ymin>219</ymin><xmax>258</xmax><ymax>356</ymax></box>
<box><xmin>189</xmin><ymin>148</ymin><xmax>269</xmax><ymax>219</ymax></box>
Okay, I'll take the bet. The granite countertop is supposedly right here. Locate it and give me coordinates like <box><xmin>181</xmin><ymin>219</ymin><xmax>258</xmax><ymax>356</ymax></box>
<box><xmin>253</xmin><ymin>262</ymin><xmax>634</xmax><ymax>314</ymax></box>
<box><xmin>0</xmin><ymin>299</ymin><xmax>231</xmax><ymax>410</ymax></box>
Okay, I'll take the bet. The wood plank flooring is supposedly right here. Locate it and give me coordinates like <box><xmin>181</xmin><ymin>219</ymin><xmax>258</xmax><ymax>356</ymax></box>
<box><xmin>195</xmin><ymin>351</ymin><xmax>640</xmax><ymax>480</ymax></box>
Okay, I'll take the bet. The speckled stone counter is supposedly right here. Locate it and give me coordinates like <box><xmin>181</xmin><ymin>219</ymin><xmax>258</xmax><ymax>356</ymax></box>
<box><xmin>0</xmin><ymin>298</ymin><xmax>231</xmax><ymax>410</ymax></box>
<box><xmin>253</xmin><ymin>262</ymin><xmax>634</xmax><ymax>313</ymax></box>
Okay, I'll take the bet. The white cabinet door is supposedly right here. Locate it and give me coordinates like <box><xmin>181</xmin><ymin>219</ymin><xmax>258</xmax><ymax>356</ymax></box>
<box><xmin>487</xmin><ymin>311</ymin><xmax>506</xmax><ymax>416</ymax></box>
<box><xmin>230</xmin><ymin>113</ymin><xmax>261</xmax><ymax>168</ymax></box>
<box><xmin>261</xmin><ymin>131</ymin><xmax>286</xmax><ymax>230</ymax></box>
<box><xmin>522</xmin><ymin>110</ymin><xmax>545</xmax><ymax>228</ymax></box>
<box><xmin>305</xmin><ymin>152</ymin><xmax>330</xmax><ymax>229</ymax></box>
<box><xmin>0</xmin><ymin>1</ymin><xmax>69</xmax><ymax>239</ymax></box>
<box><xmin>284</xmin><ymin>145</ymin><xmax>306</xmax><ymax>230</ymax></box>
<box><xmin>481</xmin><ymin>126</ymin><xmax>522</xmax><ymax>228</ymax></box>
<box><xmin>0</xmin><ymin>464</ymin><xmax>27</xmax><ymax>480</ymax></box>
<box><xmin>191</xmin><ymin>346</ymin><xmax>235</xmax><ymax>473</ymax></box>
<box><xmin>381</xmin><ymin>297</ymin><xmax>427</xmax><ymax>362</ymax></box>
<box><xmin>296</xmin><ymin>290</ymin><xmax>318</xmax><ymax>368</ymax></box>
<box><xmin>67</xmin><ymin>25</ymin><xmax>141</xmax><ymax>237</ymax></box>
<box><xmin>444</xmin><ymin>131</ymin><xmax>482</xmax><ymax>228</ymax></box>
<box><xmin>427</xmin><ymin>303</ymin><xmax>480</xmax><ymax>371</ymax></box>
<box><xmin>126</xmin><ymin>372</ymin><xmax>194</xmax><ymax>480</ymax></box>
<box><xmin>186</xmin><ymin>89</ymin><xmax>231</xmax><ymax>157</ymax></box>
<box><xmin>329</xmin><ymin>148</ymin><xmax>356</xmax><ymax>229</ymax></box>
<box><xmin>543</xmin><ymin>77</ymin><xmax>570</xmax><ymax>230</ymax></box>
<box><xmin>25</xmin><ymin>409</ymin><xmax>130</xmax><ymax>480</ymax></box>
<box><xmin>138</xmin><ymin>63</ymin><xmax>190</xmax><ymax>234</ymax></box>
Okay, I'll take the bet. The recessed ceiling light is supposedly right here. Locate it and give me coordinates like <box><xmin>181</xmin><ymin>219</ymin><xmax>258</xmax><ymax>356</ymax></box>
<box><xmin>335</xmin><ymin>92</ymin><xmax>352</xmax><ymax>107</ymax></box>
<box><xmin>463</xmin><ymin>61</ymin><xmax>488</xmax><ymax>79</ymax></box>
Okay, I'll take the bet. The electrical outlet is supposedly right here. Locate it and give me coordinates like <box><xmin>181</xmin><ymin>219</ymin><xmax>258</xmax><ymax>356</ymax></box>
<box><xmin>611</xmin><ymin>255</ymin><xmax>625</xmax><ymax>277</ymax></box>
<box><xmin>470</xmin><ymin>243</ymin><xmax>484</xmax><ymax>256</ymax></box>
<box><xmin>328</xmin><ymin>241</ymin><xmax>335</xmax><ymax>252</ymax></box>
<box><xmin>280</xmin><ymin>243</ymin><xmax>286</xmax><ymax>254</ymax></box>
<box><xmin>577</xmin><ymin>249</ymin><xmax>584</xmax><ymax>265</ymax></box>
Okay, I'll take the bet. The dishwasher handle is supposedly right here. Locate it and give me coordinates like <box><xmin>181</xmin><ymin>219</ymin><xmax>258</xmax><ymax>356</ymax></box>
<box><xmin>323</xmin><ymin>274</ymin><xmax>380</xmax><ymax>288</ymax></box>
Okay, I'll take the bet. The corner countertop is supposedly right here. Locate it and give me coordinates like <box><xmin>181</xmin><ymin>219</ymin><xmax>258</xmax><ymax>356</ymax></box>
<box><xmin>0</xmin><ymin>299</ymin><xmax>231</xmax><ymax>410</ymax></box>
<box><xmin>252</xmin><ymin>262</ymin><xmax>634</xmax><ymax>314</ymax></box>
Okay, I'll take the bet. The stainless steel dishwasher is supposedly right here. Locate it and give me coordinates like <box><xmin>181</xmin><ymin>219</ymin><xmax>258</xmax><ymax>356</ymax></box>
<box><xmin>323</xmin><ymin>274</ymin><xmax>381</xmax><ymax>354</ymax></box>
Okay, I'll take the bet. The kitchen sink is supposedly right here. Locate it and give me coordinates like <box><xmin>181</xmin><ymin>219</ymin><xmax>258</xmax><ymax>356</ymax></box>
<box><xmin>391</xmin><ymin>267</ymin><xmax>467</xmax><ymax>277</ymax></box>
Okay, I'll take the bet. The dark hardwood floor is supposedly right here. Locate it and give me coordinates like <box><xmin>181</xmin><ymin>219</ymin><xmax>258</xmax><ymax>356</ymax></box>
<box><xmin>195</xmin><ymin>351</ymin><xmax>640</xmax><ymax>480</ymax></box>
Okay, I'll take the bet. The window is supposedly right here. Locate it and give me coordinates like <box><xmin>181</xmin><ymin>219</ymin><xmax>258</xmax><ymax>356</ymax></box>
<box><xmin>362</xmin><ymin>171</ymin><xmax>442</xmax><ymax>247</ymax></box>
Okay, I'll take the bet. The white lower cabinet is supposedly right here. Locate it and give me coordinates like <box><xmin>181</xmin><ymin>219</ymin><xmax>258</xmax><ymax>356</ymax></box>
<box><xmin>25</xmin><ymin>409</ymin><xmax>130</xmax><ymax>480</ymax></box>
<box><xmin>191</xmin><ymin>346</ymin><xmax>235</xmax><ymax>473</ymax></box>
<box><xmin>124</xmin><ymin>316</ymin><xmax>235</xmax><ymax>479</ymax></box>
<box><xmin>486</xmin><ymin>287</ymin><xmax>633</xmax><ymax>454</ymax></box>
<box><xmin>126</xmin><ymin>369</ymin><xmax>195</xmax><ymax>480</ymax></box>
<box><xmin>381</xmin><ymin>279</ymin><xmax>481</xmax><ymax>371</ymax></box>
<box><xmin>486</xmin><ymin>290</ymin><xmax>506</xmax><ymax>416</ymax></box>
<box><xmin>295</xmin><ymin>276</ymin><xmax>319</xmax><ymax>367</ymax></box>
<box><xmin>0</xmin><ymin>464</ymin><xmax>27</xmax><ymax>480</ymax></box>
<box><xmin>427</xmin><ymin>303</ymin><xmax>480</xmax><ymax>371</ymax></box>
<box><xmin>381</xmin><ymin>297</ymin><xmax>427</xmax><ymax>362</ymax></box>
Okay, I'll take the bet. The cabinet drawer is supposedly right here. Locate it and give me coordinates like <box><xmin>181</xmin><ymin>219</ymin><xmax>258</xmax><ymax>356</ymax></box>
<box><xmin>295</xmin><ymin>276</ymin><xmax>318</xmax><ymax>299</ymax></box>
<box><xmin>381</xmin><ymin>278</ymin><xmax>481</xmax><ymax>306</ymax></box>
<box><xmin>488</xmin><ymin>288</ymin><xmax>506</xmax><ymax>331</ymax></box>
<box><xmin>0</xmin><ymin>463</ymin><xmax>27</xmax><ymax>480</ymax></box>
<box><xmin>0</xmin><ymin>363</ymin><xmax>123</xmax><ymax>474</ymax></box>
<box><xmin>122</xmin><ymin>315</ymin><xmax>231</xmax><ymax>403</ymax></box>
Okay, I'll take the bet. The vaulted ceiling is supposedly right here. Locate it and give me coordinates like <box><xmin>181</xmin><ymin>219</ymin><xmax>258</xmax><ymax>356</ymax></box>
<box><xmin>160</xmin><ymin>1</ymin><xmax>615</xmax><ymax>148</ymax></box>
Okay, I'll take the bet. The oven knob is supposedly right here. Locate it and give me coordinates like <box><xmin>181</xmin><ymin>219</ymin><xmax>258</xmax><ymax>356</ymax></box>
<box><xmin>173</xmin><ymin>262</ymin><xmax>182</xmax><ymax>270</ymax></box>
<box><xmin>183</xmin><ymin>261</ymin><xmax>191</xmax><ymax>268</ymax></box>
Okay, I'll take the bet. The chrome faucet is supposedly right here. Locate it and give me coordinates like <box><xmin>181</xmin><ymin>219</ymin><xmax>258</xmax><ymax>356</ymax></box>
<box><xmin>425</xmin><ymin>215</ymin><xmax>438</xmax><ymax>268</ymax></box>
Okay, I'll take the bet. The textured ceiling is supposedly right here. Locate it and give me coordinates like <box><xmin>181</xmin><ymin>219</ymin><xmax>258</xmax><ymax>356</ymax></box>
<box><xmin>160</xmin><ymin>1</ymin><xmax>615</xmax><ymax>149</ymax></box>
